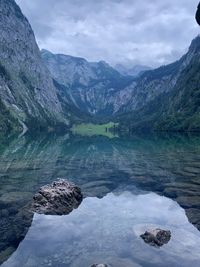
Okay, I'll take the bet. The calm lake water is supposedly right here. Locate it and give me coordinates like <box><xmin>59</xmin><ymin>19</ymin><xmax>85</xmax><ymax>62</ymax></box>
<box><xmin>0</xmin><ymin>133</ymin><xmax>200</xmax><ymax>267</ymax></box>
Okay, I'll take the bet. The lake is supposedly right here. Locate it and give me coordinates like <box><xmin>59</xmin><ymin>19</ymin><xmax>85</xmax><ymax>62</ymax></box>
<box><xmin>0</xmin><ymin>133</ymin><xmax>200</xmax><ymax>267</ymax></box>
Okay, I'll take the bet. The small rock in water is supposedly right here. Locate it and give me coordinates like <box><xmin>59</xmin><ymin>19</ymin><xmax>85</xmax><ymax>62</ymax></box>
<box><xmin>91</xmin><ymin>265</ymin><xmax>109</xmax><ymax>267</ymax></box>
<box><xmin>32</xmin><ymin>179</ymin><xmax>83</xmax><ymax>215</ymax></box>
<box><xmin>140</xmin><ymin>228</ymin><xmax>171</xmax><ymax>247</ymax></box>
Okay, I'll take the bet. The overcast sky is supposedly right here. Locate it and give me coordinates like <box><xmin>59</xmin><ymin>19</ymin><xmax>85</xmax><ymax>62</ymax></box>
<box><xmin>16</xmin><ymin>0</ymin><xmax>199</xmax><ymax>68</ymax></box>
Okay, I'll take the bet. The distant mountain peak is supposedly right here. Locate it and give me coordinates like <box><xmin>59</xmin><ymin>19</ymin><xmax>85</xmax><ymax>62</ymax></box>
<box><xmin>40</xmin><ymin>48</ymin><xmax>52</xmax><ymax>54</ymax></box>
<box><xmin>41</xmin><ymin>50</ymin><xmax>134</xmax><ymax>116</ymax></box>
<box><xmin>115</xmin><ymin>63</ymin><xmax>152</xmax><ymax>77</ymax></box>
<box><xmin>41</xmin><ymin>49</ymin><xmax>87</xmax><ymax>63</ymax></box>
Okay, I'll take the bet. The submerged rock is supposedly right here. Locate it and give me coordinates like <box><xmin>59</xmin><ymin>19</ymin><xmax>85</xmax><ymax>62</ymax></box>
<box><xmin>0</xmin><ymin>203</ymin><xmax>33</xmax><ymax>265</ymax></box>
<box><xmin>32</xmin><ymin>179</ymin><xmax>83</xmax><ymax>215</ymax></box>
<box><xmin>140</xmin><ymin>228</ymin><xmax>171</xmax><ymax>247</ymax></box>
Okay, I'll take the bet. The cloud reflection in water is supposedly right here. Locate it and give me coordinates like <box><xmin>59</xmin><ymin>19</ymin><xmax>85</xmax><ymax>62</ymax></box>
<box><xmin>2</xmin><ymin>192</ymin><xmax>200</xmax><ymax>267</ymax></box>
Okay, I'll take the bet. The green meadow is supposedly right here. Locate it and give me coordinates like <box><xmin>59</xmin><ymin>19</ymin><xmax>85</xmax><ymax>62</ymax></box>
<box><xmin>71</xmin><ymin>122</ymin><xmax>118</xmax><ymax>138</ymax></box>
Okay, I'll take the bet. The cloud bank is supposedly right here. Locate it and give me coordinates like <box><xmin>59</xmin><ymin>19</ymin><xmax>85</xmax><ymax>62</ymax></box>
<box><xmin>16</xmin><ymin>0</ymin><xmax>199</xmax><ymax>67</ymax></box>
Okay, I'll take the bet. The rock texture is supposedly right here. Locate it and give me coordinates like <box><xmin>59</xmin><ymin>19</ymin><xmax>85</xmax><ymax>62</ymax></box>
<box><xmin>32</xmin><ymin>179</ymin><xmax>83</xmax><ymax>215</ymax></box>
<box><xmin>91</xmin><ymin>264</ymin><xmax>109</xmax><ymax>267</ymax></box>
<box><xmin>140</xmin><ymin>229</ymin><xmax>171</xmax><ymax>247</ymax></box>
<box><xmin>0</xmin><ymin>0</ymin><xmax>61</xmax><ymax>126</ymax></box>
<box><xmin>0</xmin><ymin>199</ymin><xmax>33</xmax><ymax>265</ymax></box>
<box><xmin>41</xmin><ymin>49</ymin><xmax>133</xmax><ymax>116</ymax></box>
<box><xmin>0</xmin><ymin>0</ymin><xmax>84</xmax><ymax>134</ymax></box>
<box><xmin>118</xmin><ymin>37</ymin><xmax>198</xmax><ymax>114</ymax></box>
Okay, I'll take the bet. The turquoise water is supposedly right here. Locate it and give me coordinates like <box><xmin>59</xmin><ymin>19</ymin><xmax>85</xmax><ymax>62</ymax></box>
<box><xmin>0</xmin><ymin>133</ymin><xmax>200</xmax><ymax>266</ymax></box>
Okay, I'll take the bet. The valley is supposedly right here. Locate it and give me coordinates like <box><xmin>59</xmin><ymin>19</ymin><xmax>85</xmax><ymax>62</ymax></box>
<box><xmin>0</xmin><ymin>1</ymin><xmax>200</xmax><ymax>135</ymax></box>
<box><xmin>0</xmin><ymin>1</ymin><xmax>200</xmax><ymax>267</ymax></box>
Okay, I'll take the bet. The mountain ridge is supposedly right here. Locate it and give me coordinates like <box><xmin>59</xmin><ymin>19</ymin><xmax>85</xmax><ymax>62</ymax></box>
<box><xmin>0</xmin><ymin>0</ymin><xmax>200</xmax><ymax>135</ymax></box>
<box><xmin>0</xmin><ymin>0</ymin><xmax>87</xmax><ymax>134</ymax></box>
<box><xmin>116</xmin><ymin>35</ymin><xmax>200</xmax><ymax>132</ymax></box>
<box><xmin>115</xmin><ymin>64</ymin><xmax>152</xmax><ymax>77</ymax></box>
<box><xmin>41</xmin><ymin>49</ymin><xmax>134</xmax><ymax>116</ymax></box>
<box><xmin>42</xmin><ymin>35</ymin><xmax>200</xmax><ymax>132</ymax></box>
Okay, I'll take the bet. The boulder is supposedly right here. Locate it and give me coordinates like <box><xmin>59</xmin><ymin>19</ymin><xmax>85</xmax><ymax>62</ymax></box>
<box><xmin>91</xmin><ymin>265</ymin><xmax>109</xmax><ymax>267</ymax></box>
<box><xmin>140</xmin><ymin>228</ymin><xmax>171</xmax><ymax>247</ymax></box>
<box><xmin>32</xmin><ymin>179</ymin><xmax>83</xmax><ymax>215</ymax></box>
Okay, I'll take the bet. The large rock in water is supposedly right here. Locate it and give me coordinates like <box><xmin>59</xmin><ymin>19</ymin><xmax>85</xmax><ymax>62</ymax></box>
<box><xmin>32</xmin><ymin>179</ymin><xmax>83</xmax><ymax>215</ymax></box>
<box><xmin>140</xmin><ymin>229</ymin><xmax>171</xmax><ymax>247</ymax></box>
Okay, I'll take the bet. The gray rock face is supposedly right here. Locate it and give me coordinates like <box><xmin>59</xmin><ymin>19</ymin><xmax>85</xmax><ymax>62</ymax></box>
<box><xmin>32</xmin><ymin>179</ymin><xmax>83</xmax><ymax>215</ymax></box>
<box><xmin>0</xmin><ymin>199</ymin><xmax>34</xmax><ymax>265</ymax></box>
<box><xmin>117</xmin><ymin>37</ymin><xmax>199</xmax><ymax>115</ymax></box>
<box><xmin>116</xmin><ymin>36</ymin><xmax>200</xmax><ymax>132</ymax></box>
<box><xmin>41</xmin><ymin>49</ymin><xmax>133</xmax><ymax>116</ymax></box>
<box><xmin>140</xmin><ymin>229</ymin><xmax>171</xmax><ymax>247</ymax></box>
<box><xmin>0</xmin><ymin>0</ymin><xmax>69</xmax><ymax>133</ymax></box>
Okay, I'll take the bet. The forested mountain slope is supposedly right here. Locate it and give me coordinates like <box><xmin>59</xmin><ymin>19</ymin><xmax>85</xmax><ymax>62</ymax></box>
<box><xmin>116</xmin><ymin>36</ymin><xmax>200</xmax><ymax>132</ymax></box>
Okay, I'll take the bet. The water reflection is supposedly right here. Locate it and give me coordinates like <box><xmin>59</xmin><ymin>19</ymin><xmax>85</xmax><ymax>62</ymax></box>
<box><xmin>2</xmin><ymin>192</ymin><xmax>200</xmax><ymax>267</ymax></box>
<box><xmin>0</xmin><ymin>133</ymin><xmax>200</xmax><ymax>265</ymax></box>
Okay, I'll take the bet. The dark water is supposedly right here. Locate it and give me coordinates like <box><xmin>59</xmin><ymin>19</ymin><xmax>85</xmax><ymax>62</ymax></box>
<box><xmin>0</xmin><ymin>133</ymin><xmax>200</xmax><ymax>267</ymax></box>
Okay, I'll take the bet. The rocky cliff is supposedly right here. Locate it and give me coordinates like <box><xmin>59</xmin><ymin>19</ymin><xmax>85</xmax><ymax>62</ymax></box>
<box><xmin>41</xmin><ymin>49</ymin><xmax>134</xmax><ymax>117</ymax></box>
<box><xmin>117</xmin><ymin>37</ymin><xmax>198</xmax><ymax>114</ymax></box>
<box><xmin>0</xmin><ymin>0</ymin><xmax>75</xmax><ymax>134</ymax></box>
<box><xmin>117</xmin><ymin>36</ymin><xmax>200</xmax><ymax>132</ymax></box>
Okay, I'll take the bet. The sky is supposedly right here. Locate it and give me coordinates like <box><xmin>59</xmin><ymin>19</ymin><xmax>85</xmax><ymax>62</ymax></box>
<box><xmin>16</xmin><ymin>0</ymin><xmax>199</xmax><ymax>68</ymax></box>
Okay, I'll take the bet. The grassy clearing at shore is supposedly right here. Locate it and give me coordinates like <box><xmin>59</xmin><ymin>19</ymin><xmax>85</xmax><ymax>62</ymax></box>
<box><xmin>71</xmin><ymin>122</ymin><xmax>118</xmax><ymax>138</ymax></box>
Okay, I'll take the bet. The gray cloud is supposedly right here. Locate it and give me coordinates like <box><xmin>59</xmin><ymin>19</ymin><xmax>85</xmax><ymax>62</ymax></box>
<box><xmin>16</xmin><ymin>0</ymin><xmax>199</xmax><ymax>67</ymax></box>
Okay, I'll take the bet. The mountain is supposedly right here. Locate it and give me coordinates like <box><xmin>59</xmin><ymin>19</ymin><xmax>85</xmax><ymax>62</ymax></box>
<box><xmin>41</xmin><ymin>50</ymin><xmax>134</xmax><ymax>117</ymax></box>
<box><xmin>115</xmin><ymin>64</ymin><xmax>152</xmax><ymax>77</ymax></box>
<box><xmin>0</xmin><ymin>0</ymin><xmax>85</xmax><ymax>134</ymax></box>
<box><xmin>155</xmin><ymin>37</ymin><xmax>200</xmax><ymax>131</ymax></box>
<box><xmin>116</xmin><ymin>36</ymin><xmax>200</xmax><ymax>132</ymax></box>
<box><xmin>42</xmin><ymin>37</ymin><xmax>200</xmax><ymax>132</ymax></box>
<box><xmin>1</xmin><ymin>0</ymin><xmax>199</xmax><ymax>135</ymax></box>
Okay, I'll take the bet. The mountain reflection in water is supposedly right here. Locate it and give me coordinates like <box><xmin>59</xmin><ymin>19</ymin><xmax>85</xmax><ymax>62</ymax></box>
<box><xmin>0</xmin><ymin>133</ymin><xmax>200</xmax><ymax>266</ymax></box>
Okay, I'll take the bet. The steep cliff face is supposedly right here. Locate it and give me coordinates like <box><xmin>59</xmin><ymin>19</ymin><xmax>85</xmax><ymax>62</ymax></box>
<box><xmin>117</xmin><ymin>36</ymin><xmax>200</xmax><ymax>132</ymax></box>
<box><xmin>155</xmin><ymin>37</ymin><xmax>200</xmax><ymax>131</ymax></box>
<box><xmin>0</xmin><ymin>0</ymin><xmax>70</xmax><ymax>133</ymax></box>
<box><xmin>41</xmin><ymin>50</ymin><xmax>134</xmax><ymax>116</ymax></box>
<box><xmin>115</xmin><ymin>64</ymin><xmax>151</xmax><ymax>77</ymax></box>
<box><xmin>117</xmin><ymin>38</ymin><xmax>197</xmax><ymax>114</ymax></box>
